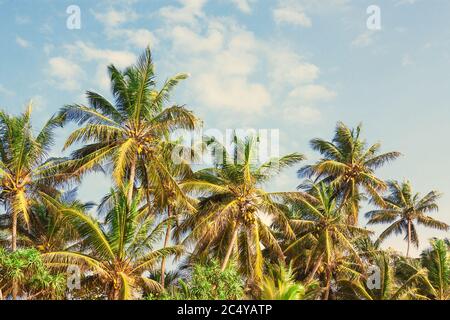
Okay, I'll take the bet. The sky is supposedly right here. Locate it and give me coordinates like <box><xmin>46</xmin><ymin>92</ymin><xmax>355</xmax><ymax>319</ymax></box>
<box><xmin>0</xmin><ymin>0</ymin><xmax>449</xmax><ymax>256</ymax></box>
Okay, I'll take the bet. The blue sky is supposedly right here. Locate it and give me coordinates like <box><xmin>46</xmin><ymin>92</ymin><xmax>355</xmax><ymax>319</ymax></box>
<box><xmin>0</xmin><ymin>0</ymin><xmax>449</xmax><ymax>256</ymax></box>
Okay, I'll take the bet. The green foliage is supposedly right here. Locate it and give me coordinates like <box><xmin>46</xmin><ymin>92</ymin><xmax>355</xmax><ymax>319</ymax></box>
<box><xmin>260</xmin><ymin>263</ymin><xmax>319</xmax><ymax>300</ymax></box>
<box><xmin>366</xmin><ymin>180</ymin><xmax>449</xmax><ymax>257</ymax></box>
<box><xmin>188</xmin><ymin>260</ymin><xmax>244</xmax><ymax>300</ymax></box>
<box><xmin>149</xmin><ymin>260</ymin><xmax>244</xmax><ymax>300</ymax></box>
<box><xmin>0</xmin><ymin>46</ymin><xmax>449</xmax><ymax>301</ymax></box>
<box><xmin>0</xmin><ymin>247</ymin><xmax>65</xmax><ymax>299</ymax></box>
<box><xmin>41</xmin><ymin>188</ymin><xmax>182</xmax><ymax>300</ymax></box>
<box><xmin>179</xmin><ymin>135</ymin><xmax>304</xmax><ymax>283</ymax></box>
<box><xmin>395</xmin><ymin>239</ymin><xmax>450</xmax><ymax>300</ymax></box>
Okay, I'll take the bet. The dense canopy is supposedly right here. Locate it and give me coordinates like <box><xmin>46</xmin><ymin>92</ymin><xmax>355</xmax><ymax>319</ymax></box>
<box><xmin>0</xmin><ymin>48</ymin><xmax>448</xmax><ymax>300</ymax></box>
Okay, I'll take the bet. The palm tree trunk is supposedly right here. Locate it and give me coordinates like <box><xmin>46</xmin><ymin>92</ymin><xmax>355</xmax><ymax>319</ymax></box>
<box><xmin>160</xmin><ymin>205</ymin><xmax>172</xmax><ymax>288</ymax></box>
<box><xmin>11</xmin><ymin>211</ymin><xmax>17</xmax><ymax>252</ymax></box>
<box><xmin>350</xmin><ymin>184</ymin><xmax>359</xmax><ymax>225</ymax></box>
<box><xmin>407</xmin><ymin>219</ymin><xmax>412</xmax><ymax>258</ymax></box>
<box><xmin>145</xmin><ymin>189</ymin><xmax>153</xmax><ymax>218</ymax></box>
<box><xmin>112</xmin><ymin>288</ymin><xmax>120</xmax><ymax>301</ymax></box>
<box><xmin>11</xmin><ymin>211</ymin><xmax>18</xmax><ymax>300</ymax></box>
<box><xmin>108</xmin><ymin>282</ymin><xmax>120</xmax><ymax>301</ymax></box>
<box><xmin>221</xmin><ymin>223</ymin><xmax>240</xmax><ymax>272</ymax></box>
<box><xmin>323</xmin><ymin>269</ymin><xmax>332</xmax><ymax>300</ymax></box>
<box><xmin>127</xmin><ymin>157</ymin><xmax>137</xmax><ymax>205</ymax></box>
<box><xmin>306</xmin><ymin>254</ymin><xmax>323</xmax><ymax>283</ymax></box>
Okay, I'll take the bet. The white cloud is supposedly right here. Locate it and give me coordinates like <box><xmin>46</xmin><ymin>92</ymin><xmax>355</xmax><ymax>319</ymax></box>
<box><xmin>185</xmin><ymin>25</ymin><xmax>270</xmax><ymax>113</ymax></box>
<box><xmin>107</xmin><ymin>28</ymin><xmax>158</xmax><ymax>49</ymax></box>
<box><xmin>169</xmin><ymin>25</ymin><xmax>224</xmax><ymax>54</ymax></box>
<box><xmin>274</xmin><ymin>4</ymin><xmax>312</xmax><ymax>27</ymax></box>
<box><xmin>283</xmin><ymin>105</ymin><xmax>321</xmax><ymax>123</ymax></box>
<box><xmin>16</xmin><ymin>36</ymin><xmax>31</xmax><ymax>48</ymax></box>
<box><xmin>281</xmin><ymin>84</ymin><xmax>335</xmax><ymax>124</ymax></box>
<box><xmin>66</xmin><ymin>41</ymin><xmax>136</xmax><ymax>69</ymax></box>
<box><xmin>268</xmin><ymin>50</ymin><xmax>320</xmax><ymax>86</ymax></box>
<box><xmin>159</xmin><ymin>0</ymin><xmax>207</xmax><ymax>26</ymax></box>
<box><xmin>402</xmin><ymin>54</ymin><xmax>414</xmax><ymax>67</ymax></box>
<box><xmin>92</xmin><ymin>8</ymin><xmax>138</xmax><ymax>27</ymax></box>
<box><xmin>93</xmin><ymin>5</ymin><xmax>157</xmax><ymax>49</ymax></box>
<box><xmin>193</xmin><ymin>74</ymin><xmax>270</xmax><ymax>113</ymax></box>
<box><xmin>231</xmin><ymin>0</ymin><xmax>257</xmax><ymax>13</ymax></box>
<box><xmin>266</xmin><ymin>47</ymin><xmax>335</xmax><ymax>125</ymax></box>
<box><xmin>63</xmin><ymin>41</ymin><xmax>136</xmax><ymax>91</ymax></box>
<box><xmin>289</xmin><ymin>85</ymin><xmax>336</xmax><ymax>102</ymax></box>
<box><xmin>351</xmin><ymin>31</ymin><xmax>376</xmax><ymax>48</ymax></box>
<box><xmin>30</xmin><ymin>95</ymin><xmax>46</xmax><ymax>112</ymax></box>
<box><xmin>158</xmin><ymin>0</ymin><xmax>334</xmax><ymax>124</ymax></box>
<box><xmin>297</xmin><ymin>0</ymin><xmax>350</xmax><ymax>12</ymax></box>
<box><xmin>47</xmin><ymin>57</ymin><xmax>84</xmax><ymax>91</ymax></box>
<box><xmin>273</xmin><ymin>0</ymin><xmax>350</xmax><ymax>27</ymax></box>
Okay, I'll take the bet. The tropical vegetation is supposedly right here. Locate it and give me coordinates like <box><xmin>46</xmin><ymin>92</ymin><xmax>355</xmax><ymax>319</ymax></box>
<box><xmin>0</xmin><ymin>47</ymin><xmax>448</xmax><ymax>300</ymax></box>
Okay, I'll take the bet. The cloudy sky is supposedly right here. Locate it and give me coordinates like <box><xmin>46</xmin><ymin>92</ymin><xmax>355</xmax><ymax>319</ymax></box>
<box><xmin>0</xmin><ymin>0</ymin><xmax>449</xmax><ymax>256</ymax></box>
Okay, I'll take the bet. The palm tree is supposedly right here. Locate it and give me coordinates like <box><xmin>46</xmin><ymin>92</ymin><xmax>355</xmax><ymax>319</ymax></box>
<box><xmin>339</xmin><ymin>251</ymin><xmax>417</xmax><ymax>300</ymax></box>
<box><xmin>260</xmin><ymin>263</ymin><xmax>319</xmax><ymax>300</ymax></box>
<box><xmin>396</xmin><ymin>239</ymin><xmax>449</xmax><ymax>300</ymax></box>
<box><xmin>286</xmin><ymin>182</ymin><xmax>372</xmax><ymax>299</ymax></box>
<box><xmin>42</xmin><ymin>189</ymin><xmax>182</xmax><ymax>300</ymax></box>
<box><xmin>0</xmin><ymin>104</ymin><xmax>64</xmax><ymax>252</ymax></box>
<box><xmin>298</xmin><ymin>122</ymin><xmax>401</xmax><ymax>225</ymax></box>
<box><xmin>3</xmin><ymin>188</ymin><xmax>94</xmax><ymax>253</ymax></box>
<box><xmin>143</xmin><ymin>139</ymin><xmax>196</xmax><ymax>289</ymax></box>
<box><xmin>366</xmin><ymin>180</ymin><xmax>449</xmax><ymax>257</ymax></box>
<box><xmin>178</xmin><ymin>135</ymin><xmax>305</xmax><ymax>285</ymax></box>
<box><xmin>58</xmin><ymin>47</ymin><xmax>198</xmax><ymax>205</ymax></box>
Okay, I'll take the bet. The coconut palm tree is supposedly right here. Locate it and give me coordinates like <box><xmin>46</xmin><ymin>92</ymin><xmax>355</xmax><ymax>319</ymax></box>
<box><xmin>0</xmin><ymin>104</ymin><xmax>64</xmax><ymax>252</ymax></box>
<box><xmin>298</xmin><ymin>122</ymin><xmax>401</xmax><ymax>225</ymax></box>
<box><xmin>396</xmin><ymin>239</ymin><xmax>449</xmax><ymax>300</ymax></box>
<box><xmin>178</xmin><ymin>135</ymin><xmax>305</xmax><ymax>285</ymax></box>
<box><xmin>339</xmin><ymin>251</ymin><xmax>418</xmax><ymax>300</ymax></box>
<box><xmin>286</xmin><ymin>182</ymin><xmax>372</xmax><ymax>299</ymax></box>
<box><xmin>366</xmin><ymin>180</ymin><xmax>449</xmax><ymax>257</ymax></box>
<box><xmin>41</xmin><ymin>189</ymin><xmax>182</xmax><ymax>300</ymax></box>
<box><xmin>95</xmin><ymin>142</ymin><xmax>196</xmax><ymax>289</ymax></box>
<box><xmin>0</xmin><ymin>188</ymin><xmax>94</xmax><ymax>253</ymax></box>
<box><xmin>149</xmin><ymin>174</ymin><xmax>194</xmax><ymax>288</ymax></box>
<box><xmin>260</xmin><ymin>263</ymin><xmax>319</xmax><ymax>300</ymax></box>
<box><xmin>58</xmin><ymin>47</ymin><xmax>198</xmax><ymax>205</ymax></box>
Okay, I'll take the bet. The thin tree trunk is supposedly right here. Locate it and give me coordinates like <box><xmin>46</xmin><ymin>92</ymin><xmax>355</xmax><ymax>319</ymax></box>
<box><xmin>127</xmin><ymin>158</ymin><xmax>137</xmax><ymax>205</ymax></box>
<box><xmin>12</xmin><ymin>283</ymin><xmax>18</xmax><ymax>300</ymax></box>
<box><xmin>145</xmin><ymin>189</ymin><xmax>153</xmax><ymax>218</ymax></box>
<box><xmin>221</xmin><ymin>223</ymin><xmax>240</xmax><ymax>272</ymax></box>
<box><xmin>350</xmin><ymin>184</ymin><xmax>359</xmax><ymax>226</ymax></box>
<box><xmin>112</xmin><ymin>288</ymin><xmax>120</xmax><ymax>301</ymax></box>
<box><xmin>11</xmin><ymin>211</ymin><xmax>17</xmax><ymax>252</ymax></box>
<box><xmin>108</xmin><ymin>282</ymin><xmax>120</xmax><ymax>301</ymax></box>
<box><xmin>11</xmin><ymin>211</ymin><xmax>18</xmax><ymax>300</ymax></box>
<box><xmin>323</xmin><ymin>269</ymin><xmax>332</xmax><ymax>300</ymax></box>
<box><xmin>407</xmin><ymin>219</ymin><xmax>412</xmax><ymax>258</ymax></box>
<box><xmin>160</xmin><ymin>205</ymin><xmax>172</xmax><ymax>288</ymax></box>
<box><xmin>306</xmin><ymin>255</ymin><xmax>323</xmax><ymax>283</ymax></box>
